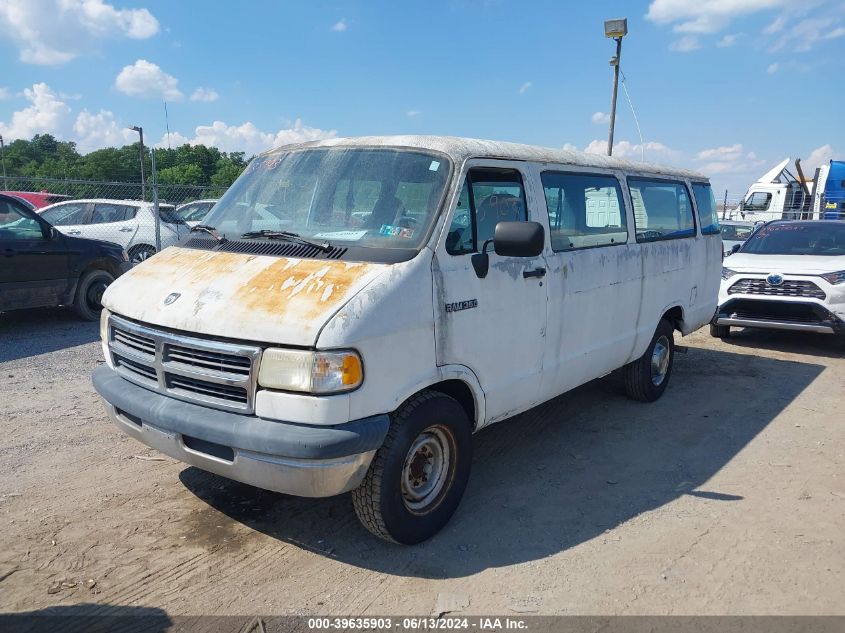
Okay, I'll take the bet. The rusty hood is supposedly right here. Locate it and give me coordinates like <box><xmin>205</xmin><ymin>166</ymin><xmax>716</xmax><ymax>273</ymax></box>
<box><xmin>102</xmin><ymin>247</ymin><xmax>389</xmax><ymax>346</ymax></box>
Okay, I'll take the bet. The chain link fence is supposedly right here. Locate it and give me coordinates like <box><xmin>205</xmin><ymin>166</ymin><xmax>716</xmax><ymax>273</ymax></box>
<box><xmin>1</xmin><ymin>152</ymin><xmax>228</xmax><ymax>265</ymax></box>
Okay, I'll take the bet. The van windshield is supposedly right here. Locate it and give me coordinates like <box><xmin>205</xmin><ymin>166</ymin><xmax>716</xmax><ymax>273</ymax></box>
<box><xmin>202</xmin><ymin>148</ymin><xmax>451</xmax><ymax>252</ymax></box>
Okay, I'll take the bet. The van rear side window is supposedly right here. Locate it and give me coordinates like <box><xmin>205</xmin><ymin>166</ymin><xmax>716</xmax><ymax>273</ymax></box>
<box><xmin>628</xmin><ymin>178</ymin><xmax>695</xmax><ymax>242</ymax></box>
<box><xmin>692</xmin><ymin>182</ymin><xmax>720</xmax><ymax>235</ymax></box>
<box><xmin>541</xmin><ymin>172</ymin><xmax>627</xmax><ymax>251</ymax></box>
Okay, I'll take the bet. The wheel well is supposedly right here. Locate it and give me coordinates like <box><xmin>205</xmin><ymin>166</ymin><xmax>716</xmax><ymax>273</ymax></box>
<box><xmin>662</xmin><ymin>306</ymin><xmax>684</xmax><ymax>331</ymax></box>
<box><xmin>128</xmin><ymin>243</ymin><xmax>155</xmax><ymax>254</ymax></box>
<box><xmin>80</xmin><ymin>259</ymin><xmax>121</xmax><ymax>280</ymax></box>
<box><xmin>426</xmin><ymin>380</ymin><xmax>477</xmax><ymax>429</ymax></box>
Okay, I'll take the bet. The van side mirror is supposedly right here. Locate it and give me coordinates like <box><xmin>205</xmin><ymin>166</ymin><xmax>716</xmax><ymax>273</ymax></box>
<box><xmin>731</xmin><ymin>243</ymin><xmax>741</xmax><ymax>254</ymax></box>
<box><xmin>493</xmin><ymin>221</ymin><xmax>545</xmax><ymax>257</ymax></box>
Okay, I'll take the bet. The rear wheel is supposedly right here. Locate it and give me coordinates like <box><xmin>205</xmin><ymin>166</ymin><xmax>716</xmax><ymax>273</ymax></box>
<box><xmin>623</xmin><ymin>318</ymin><xmax>675</xmax><ymax>402</ymax></box>
<box><xmin>73</xmin><ymin>269</ymin><xmax>114</xmax><ymax>321</ymax></box>
<box><xmin>352</xmin><ymin>390</ymin><xmax>472</xmax><ymax>544</ymax></box>
<box><xmin>128</xmin><ymin>244</ymin><xmax>156</xmax><ymax>266</ymax></box>
<box><xmin>710</xmin><ymin>323</ymin><xmax>731</xmax><ymax>338</ymax></box>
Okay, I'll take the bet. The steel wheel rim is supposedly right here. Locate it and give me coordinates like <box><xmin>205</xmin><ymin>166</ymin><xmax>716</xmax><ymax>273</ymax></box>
<box><xmin>401</xmin><ymin>426</ymin><xmax>453</xmax><ymax>514</ymax></box>
<box><xmin>651</xmin><ymin>335</ymin><xmax>671</xmax><ymax>386</ymax></box>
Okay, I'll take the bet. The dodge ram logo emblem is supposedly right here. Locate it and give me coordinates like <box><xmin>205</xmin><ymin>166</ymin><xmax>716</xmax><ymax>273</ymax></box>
<box><xmin>766</xmin><ymin>274</ymin><xmax>784</xmax><ymax>286</ymax></box>
<box><xmin>163</xmin><ymin>292</ymin><xmax>181</xmax><ymax>305</ymax></box>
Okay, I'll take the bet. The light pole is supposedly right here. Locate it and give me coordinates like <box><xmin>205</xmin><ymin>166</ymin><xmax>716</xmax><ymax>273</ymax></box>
<box><xmin>0</xmin><ymin>134</ymin><xmax>7</xmax><ymax>190</ymax></box>
<box><xmin>604</xmin><ymin>18</ymin><xmax>628</xmax><ymax>157</ymax></box>
<box><xmin>128</xmin><ymin>125</ymin><xmax>145</xmax><ymax>200</ymax></box>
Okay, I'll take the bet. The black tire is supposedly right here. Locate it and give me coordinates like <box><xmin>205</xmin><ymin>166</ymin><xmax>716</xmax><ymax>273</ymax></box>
<box><xmin>623</xmin><ymin>318</ymin><xmax>675</xmax><ymax>402</ymax></box>
<box><xmin>73</xmin><ymin>269</ymin><xmax>114</xmax><ymax>321</ymax></box>
<box><xmin>128</xmin><ymin>244</ymin><xmax>156</xmax><ymax>266</ymax></box>
<box><xmin>352</xmin><ymin>390</ymin><xmax>472</xmax><ymax>544</ymax></box>
<box><xmin>710</xmin><ymin>323</ymin><xmax>731</xmax><ymax>338</ymax></box>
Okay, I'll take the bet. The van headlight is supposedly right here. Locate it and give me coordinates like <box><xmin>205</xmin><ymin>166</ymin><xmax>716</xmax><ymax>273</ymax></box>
<box><xmin>258</xmin><ymin>349</ymin><xmax>363</xmax><ymax>393</ymax></box>
<box><xmin>721</xmin><ymin>267</ymin><xmax>738</xmax><ymax>280</ymax></box>
<box><xmin>819</xmin><ymin>270</ymin><xmax>845</xmax><ymax>285</ymax></box>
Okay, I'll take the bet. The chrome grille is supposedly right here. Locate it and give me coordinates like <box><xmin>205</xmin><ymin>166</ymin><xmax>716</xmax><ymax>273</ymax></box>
<box><xmin>107</xmin><ymin>315</ymin><xmax>261</xmax><ymax>413</ymax></box>
<box><xmin>727</xmin><ymin>278</ymin><xmax>826</xmax><ymax>300</ymax></box>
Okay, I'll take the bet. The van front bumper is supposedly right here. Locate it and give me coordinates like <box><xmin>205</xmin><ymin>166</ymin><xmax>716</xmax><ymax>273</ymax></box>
<box><xmin>92</xmin><ymin>365</ymin><xmax>389</xmax><ymax>497</ymax></box>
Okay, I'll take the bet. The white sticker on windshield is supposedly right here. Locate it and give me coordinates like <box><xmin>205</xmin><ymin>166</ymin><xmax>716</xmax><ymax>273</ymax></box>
<box><xmin>429</xmin><ymin>160</ymin><xmax>440</xmax><ymax>172</ymax></box>
<box><xmin>311</xmin><ymin>230</ymin><xmax>368</xmax><ymax>241</ymax></box>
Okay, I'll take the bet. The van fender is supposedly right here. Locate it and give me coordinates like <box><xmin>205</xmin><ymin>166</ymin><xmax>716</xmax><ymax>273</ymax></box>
<box><xmin>389</xmin><ymin>364</ymin><xmax>486</xmax><ymax>432</ymax></box>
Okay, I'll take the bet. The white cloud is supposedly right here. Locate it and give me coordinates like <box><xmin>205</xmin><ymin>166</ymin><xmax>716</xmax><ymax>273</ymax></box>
<box><xmin>767</xmin><ymin>62</ymin><xmax>780</xmax><ymax>74</ymax></box>
<box><xmin>770</xmin><ymin>16</ymin><xmax>845</xmax><ymax>52</ymax></box>
<box><xmin>584</xmin><ymin>139</ymin><xmax>677</xmax><ymax>161</ymax></box>
<box><xmin>716</xmin><ymin>33</ymin><xmax>739</xmax><ymax>47</ymax></box>
<box><xmin>804</xmin><ymin>144</ymin><xmax>843</xmax><ymax>173</ymax></box>
<box><xmin>0</xmin><ymin>87</ymin><xmax>10</xmax><ymax>100</ymax></box>
<box><xmin>115</xmin><ymin>59</ymin><xmax>183</xmax><ymax>100</ymax></box>
<box><xmin>0</xmin><ymin>0</ymin><xmax>159</xmax><ymax>65</ymax></box>
<box><xmin>72</xmin><ymin>109</ymin><xmax>134</xmax><ymax>153</ymax></box>
<box><xmin>646</xmin><ymin>0</ymin><xmax>784</xmax><ymax>35</ymax></box>
<box><xmin>156</xmin><ymin>131</ymin><xmax>190</xmax><ymax>147</ymax></box>
<box><xmin>159</xmin><ymin>118</ymin><xmax>337</xmax><ymax>155</ymax></box>
<box><xmin>331</xmin><ymin>18</ymin><xmax>347</xmax><ymax>32</ymax></box>
<box><xmin>0</xmin><ymin>82</ymin><xmax>70</xmax><ymax>140</ymax></box>
<box><xmin>190</xmin><ymin>87</ymin><xmax>219</xmax><ymax>102</ymax></box>
<box><xmin>406</xmin><ymin>110</ymin><xmax>421</xmax><ymax>118</ymax></box>
<box><xmin>669</xmin><ymin>35</ymin><xmax>701</xmax><ymax>52</ymax></box>
<box><xmin>697</xmin><ymin>144</ymin><xmax>745</xmax><ymax>161</ymax></box>
<box><xmin>518</xmin><ymin>81</ymin><xmax>533</xmax><ymax>94</ymax></box>
<box><xmin>591</xmin><ymin>111</ymin><xmax>610</xmax><ymax>124</ymax></box>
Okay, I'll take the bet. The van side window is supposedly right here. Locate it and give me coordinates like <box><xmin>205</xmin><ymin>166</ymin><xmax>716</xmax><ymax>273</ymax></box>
<box><xmin>628</xmin><ymin>178</ymin><xmax>696</xmax><ymax>242</ymax></box>
<box><xmin>446</xmin><ymin>168</ymin><xmax>527</xmax><ymax>255</ymax></box>
<box><xmin>692</xmin><ymin>182</ymin><xmax>720</xmax><ymax>235</ymax></box>
<box><xmin>541</xmin><ymin>172</ymin><xmax>627</xmax><ymax>251</ymax></box>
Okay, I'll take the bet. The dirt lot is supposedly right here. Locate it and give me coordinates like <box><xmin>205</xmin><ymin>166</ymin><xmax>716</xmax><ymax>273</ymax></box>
<box><xmin>1</xmin><ymin>308</ymin><xmax>843</xmax><ymax>616</ymax></box>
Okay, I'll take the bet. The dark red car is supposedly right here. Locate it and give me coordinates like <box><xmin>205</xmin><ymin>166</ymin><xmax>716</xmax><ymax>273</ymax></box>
<box><xmin>3</xmin><ymin>190</ymin><xmax>71</xmax><ymax>209</ymax></box>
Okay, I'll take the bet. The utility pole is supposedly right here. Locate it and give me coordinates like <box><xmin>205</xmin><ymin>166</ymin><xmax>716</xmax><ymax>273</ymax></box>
<box><xmin>604</xmin><ymin>18</ymin><xmax>628</xmax><ymax>157</ymax></box>
<box><xmin>0</xmin><ymin>135</ymin><xmax>7</xmax><ymax>190</ymax></box>
<box><xmin>128</xmin><ymin>125</ymin><xmax>146</xmax><ymax>200</ymax></box>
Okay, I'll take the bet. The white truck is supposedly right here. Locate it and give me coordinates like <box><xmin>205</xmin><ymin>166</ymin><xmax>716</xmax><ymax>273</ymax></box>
<box><xmin>727</xmin><ymin>158</ymin><xmax>845</xmax><ymax>223</ymax></box>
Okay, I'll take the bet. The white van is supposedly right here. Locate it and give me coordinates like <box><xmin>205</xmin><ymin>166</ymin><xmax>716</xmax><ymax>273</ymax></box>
<box><xmin>92</xmin><ymin>136</ymin><xmax>721</xmax><ymax>543</ymax></box>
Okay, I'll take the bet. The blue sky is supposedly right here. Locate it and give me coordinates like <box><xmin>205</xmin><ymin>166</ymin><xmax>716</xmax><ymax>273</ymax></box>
<box><xmin>1</xmin><ymin>0</ymin><xmax>844</xmax><ymax>195</ymax></box>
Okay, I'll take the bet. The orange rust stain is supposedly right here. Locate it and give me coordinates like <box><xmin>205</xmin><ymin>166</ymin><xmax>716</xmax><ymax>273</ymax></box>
<box><xmin>236</xmin><ymin>257</ymin><xmax>375</xmax><ymax>323</ymax></box>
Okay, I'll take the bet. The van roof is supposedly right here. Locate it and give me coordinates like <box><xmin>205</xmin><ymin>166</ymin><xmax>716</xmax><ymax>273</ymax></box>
<box><xmin>263</xmin><ymin>135</ymin><xmax>708</xmax><ymax>182</ymax></box>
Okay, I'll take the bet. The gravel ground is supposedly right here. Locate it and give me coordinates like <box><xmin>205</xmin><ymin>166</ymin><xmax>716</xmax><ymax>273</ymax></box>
<box><xmin>1</xmin><ymin>307</ymin><xmax>843</xmax><ymax>616</ymax></box>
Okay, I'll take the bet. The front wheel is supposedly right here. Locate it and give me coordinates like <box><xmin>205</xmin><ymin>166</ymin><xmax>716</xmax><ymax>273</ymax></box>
<box><xmin>352</xmin><ymin>391</ymin><xmax>472</xmax><ymax>544</ymax></box>
<box><xmin>710</xmin><ymin>323</ymin><xmax>731</xmax><ymax>339</ymax></box>
<box><xmin>128</xmin><ymin>245</ymin><xmax>156</xmax><ymax>266</ymax></box>
<box><xmin>623</xmin><ymin>318</ymin><xmax>675</xmax><ymax>402</ymax></box>
<box><xmin>73</xmin><ymin>269</ymin><xmax>114</xmax><ymax>321</ymax></box>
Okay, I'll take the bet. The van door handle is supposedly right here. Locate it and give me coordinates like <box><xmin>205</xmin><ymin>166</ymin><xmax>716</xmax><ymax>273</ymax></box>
<box><xmin>523</xmin><ymin>267</ymin><xmax>546</xmax><ymax>279</ymax></box>
<box><xmin>67</xmin><ymin>230</ymin><xmax>81</xmax><ymax>235</ymax></box>
<box><xmin>119</xmin><ymin>227</ymin><xmax>134</xmax><ymax>232</ymax></box>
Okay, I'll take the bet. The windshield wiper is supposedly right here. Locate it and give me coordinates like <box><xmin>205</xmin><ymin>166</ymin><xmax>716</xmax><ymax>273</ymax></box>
<box><xmin>240</xmin><ymin>229</ymin><xmax>332</xmax><ymax>252</ymax></box>
<box><xmin>190</xmin><ymin>224</ymin><xmax>225</xmax><ymax>242</ymax></box>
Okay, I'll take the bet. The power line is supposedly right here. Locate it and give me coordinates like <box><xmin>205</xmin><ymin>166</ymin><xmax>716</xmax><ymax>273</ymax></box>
<box><xmin>620</xmin><ymin>70</ymin><xmax>644</xmax><ymax>162</ymax></box>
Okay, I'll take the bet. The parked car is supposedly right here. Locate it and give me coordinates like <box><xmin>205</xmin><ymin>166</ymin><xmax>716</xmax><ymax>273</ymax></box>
<box><xmin>0</xmin><ymin>193</ymin><xmax>129</xmax><ymax>319</ymax></box>
<box><xmin>720</xmin><ymin>220</ymin><xmax>758</xmax><ymax>256</ymax></box>
<box><xmin>3</xmin><ymin>190</ymin><xmax>72</xmax><ymax>209</ymax></box>
<box><xmin>712</xmin><ymin>220</ymin><xmax>845</xmax><ymax>344</ymax></box>
<box><xmin>92</xmin><ymin>136</ymin><xmax>721</xmax><ymax>544</ymax></box>
<box><xmin>176</xmin><ymin>199</ymin><xmax>218</xmax><ymax>226</ymax></box>
<box><xmin>38</xmin><ymin>199</ymin><xmax>188</xmax><ymax>265</ymax></box>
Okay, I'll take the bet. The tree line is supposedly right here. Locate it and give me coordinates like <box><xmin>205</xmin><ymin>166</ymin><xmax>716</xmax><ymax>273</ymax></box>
<box><xmin>1</xmin><ymin>134</ymin><xmax>249</xmax><ymax>187</ymax></box>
